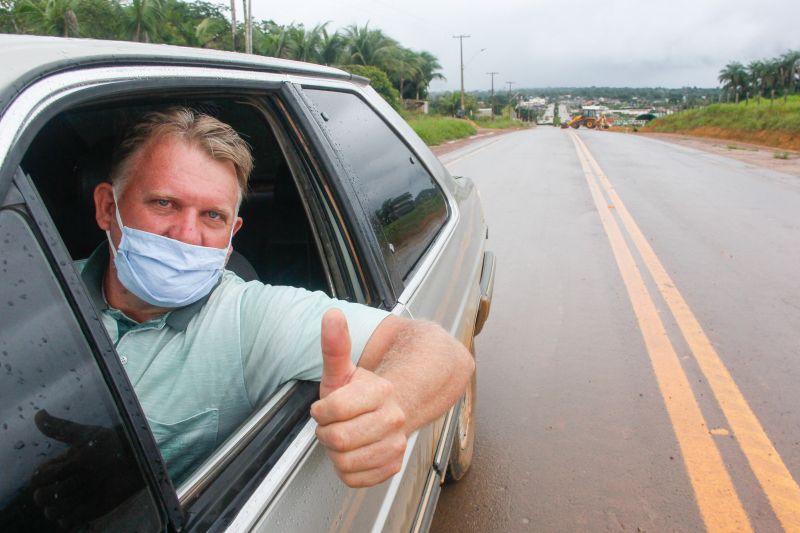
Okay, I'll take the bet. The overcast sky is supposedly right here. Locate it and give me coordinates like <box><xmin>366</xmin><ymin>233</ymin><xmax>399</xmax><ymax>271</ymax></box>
<box><xmin>251</xmin><ymin>0</ymin><xmax>799</xmax><ymax>92</ymax></box>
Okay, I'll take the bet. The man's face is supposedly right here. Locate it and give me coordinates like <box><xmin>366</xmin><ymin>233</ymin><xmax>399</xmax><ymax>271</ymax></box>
<box><xmin>95</xmin><ymin>136</ymin><xmax>243</xmax><ymax>250</ymax></box>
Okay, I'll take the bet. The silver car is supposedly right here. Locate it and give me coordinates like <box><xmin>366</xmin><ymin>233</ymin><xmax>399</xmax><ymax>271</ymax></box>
<box><xmin>0</xmin><ymin>34</ymin><xmax>495</xmax><ymax>532</ymax></box>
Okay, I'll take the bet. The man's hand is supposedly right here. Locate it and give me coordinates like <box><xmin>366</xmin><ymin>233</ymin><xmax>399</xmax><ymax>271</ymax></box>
<box><xmin>310</xmin><ymin>309</ymin><xmax>408</xmax><ymax>488</ymax></box>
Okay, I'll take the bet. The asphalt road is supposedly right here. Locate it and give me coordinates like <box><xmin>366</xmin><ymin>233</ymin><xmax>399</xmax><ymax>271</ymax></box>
<box><xmin>430</xmin><ymin>127</ymin><xmax>800</xmax><ymax>533</ymax></box>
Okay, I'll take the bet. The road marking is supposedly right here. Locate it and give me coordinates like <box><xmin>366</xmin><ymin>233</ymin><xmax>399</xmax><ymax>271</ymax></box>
<box><xmin>571</xmin><ymin>133</ymin><xmax>800</xmax><ymax>532</ymax></box>
<box><xmin>569</xmin><ymin>132</ymin><xmax>753</xmax><ymax>532</ymax></box>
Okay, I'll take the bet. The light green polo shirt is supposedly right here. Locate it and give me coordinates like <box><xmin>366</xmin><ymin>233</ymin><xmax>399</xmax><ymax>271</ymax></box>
<box><xmin>77</xmin><ymin>246</ymin><xmax>389</xmax><ymax>484</ymax></box>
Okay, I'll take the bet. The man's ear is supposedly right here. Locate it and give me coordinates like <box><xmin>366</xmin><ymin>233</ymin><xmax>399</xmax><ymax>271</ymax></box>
<box><xmin>225</xmin><ymin>216</ymin><xmax>244</xmax><ymax>263</ymax></box>
<box><xmin>93</xmin><ymin>182</ymin><xmax>116</xmax><ymax>231</ymax></box>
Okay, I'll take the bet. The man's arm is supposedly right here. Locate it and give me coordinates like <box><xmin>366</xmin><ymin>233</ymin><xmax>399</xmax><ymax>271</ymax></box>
<box><xmin>310</xmin><ymin>310</ymin><xmax>475</xmax><ymax>488</ymax></box>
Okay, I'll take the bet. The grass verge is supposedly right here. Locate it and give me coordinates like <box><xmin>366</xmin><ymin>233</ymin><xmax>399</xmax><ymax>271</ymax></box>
<box><xmin>473</xmin><ymin>117</ymin><xmax>527</xmax><ymax>129</ymax></box>
<box><xmin>405</xmin><ymin>115</ymin><xmax>477</xmax><ymax>145</ymax></box>
<box><xmin>644</xmin><ymin>95</ymin><xmax>800</xmax><ymax>151</ymax></box>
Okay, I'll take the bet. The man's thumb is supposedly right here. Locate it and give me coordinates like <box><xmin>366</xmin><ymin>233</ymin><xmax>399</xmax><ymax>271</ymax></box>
<box><xmin>320</xmin><ymin>308</ymin><xmax>355</xmax><ymax>398</ymax></box>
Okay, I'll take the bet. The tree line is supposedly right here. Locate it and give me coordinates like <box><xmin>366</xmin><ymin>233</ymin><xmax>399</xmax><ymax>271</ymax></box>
<box><xmin>718</xmin><ymin>50</ymin><xmax>800</xmax><ymax>104</ymax></box>
<box><xmin>0</xmin><ymin>0</ymin><xmax>444</xmax><ymax>107</ymax></box>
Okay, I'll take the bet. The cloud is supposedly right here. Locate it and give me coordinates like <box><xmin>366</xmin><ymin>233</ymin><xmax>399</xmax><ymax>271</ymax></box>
<box><xmin>251</xmin><ymin>0</ymin><xmax>800</xmax><ymax>88</ymax></box>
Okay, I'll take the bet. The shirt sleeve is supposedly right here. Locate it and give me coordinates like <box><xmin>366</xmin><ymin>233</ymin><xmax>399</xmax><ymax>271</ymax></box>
<box><xmin>235</xmin><ymin>280</ymin><xmax>390</xmax><ymax>407</ymax></box>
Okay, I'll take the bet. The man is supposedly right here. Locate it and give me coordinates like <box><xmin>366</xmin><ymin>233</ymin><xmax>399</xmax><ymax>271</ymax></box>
<box><xmin>81</xmin><ymin>107</ymin><xmax>474</xmax><ymax>488</ymax></box>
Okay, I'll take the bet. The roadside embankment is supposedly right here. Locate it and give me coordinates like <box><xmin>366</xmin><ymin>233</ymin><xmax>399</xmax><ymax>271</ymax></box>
<box><xmin>406</xmin><ymin>114</ymin><xmax>531</xmax><ymax>146</ymax></box>
<box><xmin>643</xmin><ymin>96</ymin><xmax>800</xmax><ymax>151</ymax></box>
<box><xmin>406</xmin><ymin>115</ymin><xmax>477</xmax><ymax>145</ymax></box>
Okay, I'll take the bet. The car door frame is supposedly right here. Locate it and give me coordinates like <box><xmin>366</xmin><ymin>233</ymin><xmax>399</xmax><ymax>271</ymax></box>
<box><xmin>277</xmin><ymin>78</ymin><xmax>471</xmax><ymax>532</ymax></box>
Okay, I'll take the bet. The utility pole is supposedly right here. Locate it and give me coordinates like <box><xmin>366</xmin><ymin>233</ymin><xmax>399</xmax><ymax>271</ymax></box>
<box><xmin>242</xmin><ymin>0</ymin><xmax>252</xmax><ymax>54</ymax></box>
<box><xmin>487</xmin><ymin>71</ymin><xmax>499</xmax><ymax>119</ymax></box>
<box><xmin>505</xmin><ymin>81</ymin><xmax>515</xmax><ymax>119</ymax></box>
<box><xmin>230</xmin><ymin>0</ymin><xmax>237</xmax><ymax>51</ymax></box>
<box><xmin>453</xmin><ymin>35</ymin><xmax>470</xmax><ymax>115</ymax></box>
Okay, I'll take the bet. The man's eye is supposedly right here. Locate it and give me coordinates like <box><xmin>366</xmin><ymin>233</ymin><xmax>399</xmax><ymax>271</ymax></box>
<box><xmin>208</xmin><ymin>211</ymin><xmax>221</xmax><ymax>220</ymax></box>
<box><xmin>157</xmin><ymin>199</ymin><xmax>170</xmax><ymax>207</ymax></box>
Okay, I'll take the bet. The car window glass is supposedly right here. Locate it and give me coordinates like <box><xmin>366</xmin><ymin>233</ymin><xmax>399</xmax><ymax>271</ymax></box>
<box><xmin>0</xmin><ymin>206</ymin><xmax>162</xmax><ymax>532</ymax></box>
<box><xmin>303</xmin><ymin>89</ymin><xmax>448</xmax><ymax>292</ymax></box>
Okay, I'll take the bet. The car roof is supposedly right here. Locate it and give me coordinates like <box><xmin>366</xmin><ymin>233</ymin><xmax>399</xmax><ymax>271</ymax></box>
<box><xmin>0</xmin><ymin>34</ymin><xmax>366</xmax><ymax>114</ymax></box>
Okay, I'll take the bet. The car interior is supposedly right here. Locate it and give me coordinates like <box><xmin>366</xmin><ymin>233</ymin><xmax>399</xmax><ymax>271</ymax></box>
<box><xmin>17</xmin><ymin>94</ymin><xmax>334</xmax><ymax>518</ymax></box>
<box><xmin>20</xmin><ymin>95</ymin><xmax>330</xmax><ymax>295</ymax></box>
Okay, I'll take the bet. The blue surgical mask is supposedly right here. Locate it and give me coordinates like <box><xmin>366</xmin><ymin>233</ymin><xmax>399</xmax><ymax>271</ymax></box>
<box><xmin>105</xmin><ymin>191</ymin><xmax>235</xmax><ymax>308</ymax></box>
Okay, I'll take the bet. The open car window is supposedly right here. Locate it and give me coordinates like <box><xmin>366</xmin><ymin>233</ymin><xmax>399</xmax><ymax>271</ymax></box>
<box><xmin>14</xmin><ymin>87</ymin><xmax>354</xmax><ymax>526</ymax></box>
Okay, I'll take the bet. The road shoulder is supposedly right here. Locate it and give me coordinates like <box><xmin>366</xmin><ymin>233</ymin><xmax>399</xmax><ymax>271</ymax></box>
<box><xmin>637</xmin><ymin>132</ymin><xmax>800</xmax><ymax>177</ymax></box>
<box><xmin>429</xmin><ymin>127</ymin><xmax>524</xmax><ymax>157</ymax></box>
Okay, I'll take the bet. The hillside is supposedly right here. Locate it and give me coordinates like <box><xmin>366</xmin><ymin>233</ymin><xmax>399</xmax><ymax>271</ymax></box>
<box><xmin>644</xmin><ymin>96</ymin><xmax>800</xmax><ymax>151</ymax></box>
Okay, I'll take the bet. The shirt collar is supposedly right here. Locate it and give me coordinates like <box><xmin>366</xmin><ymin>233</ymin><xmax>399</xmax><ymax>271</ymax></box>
<box><xmin>80</xmin><ymin>243</ymin><xmax>212</xmax><ymax>332</ymax></box>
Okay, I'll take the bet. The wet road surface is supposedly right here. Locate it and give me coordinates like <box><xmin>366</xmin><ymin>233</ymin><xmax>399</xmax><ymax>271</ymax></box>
<box><xmin>430</xmin><ymin>128</ymin><xmax>800</xmax><ymax>532</ymax></box>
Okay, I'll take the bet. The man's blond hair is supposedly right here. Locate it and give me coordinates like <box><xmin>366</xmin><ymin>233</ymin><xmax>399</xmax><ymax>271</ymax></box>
<box><xmin>111</xmin><ymin>107</ymin><xmax>253</xmax><ymax>206</ymax></box>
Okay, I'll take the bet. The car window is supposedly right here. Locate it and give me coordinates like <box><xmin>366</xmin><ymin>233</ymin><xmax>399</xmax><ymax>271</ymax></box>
<box><xmin>0</xmin><ymin>204</ymin><xmax>162</xmax><ymax>532</ymax></box>
<box><xmin>302</xmin><ymin>88</ymin><xmax>448</xmax><ymax>292</ymax></box>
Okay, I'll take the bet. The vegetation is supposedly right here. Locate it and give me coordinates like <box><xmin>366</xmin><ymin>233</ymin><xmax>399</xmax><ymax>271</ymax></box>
<box><xmin>0</xmin><ymin>0</ymin><xmax>444</xmax><ymax>109</ymax></box>
<box><xmin>645</xmin><ymin>96</ymin><xmax>800</xmax><ymax>151</ymax></box>
<box><xmin>474</xmin><ymin>117</ymin><xmax>524</xmax><ymax>129</ymax></box>
<box><xmin>429</xmin><ymin>91</ymin><xmax>479</xmax><ymax>117</ymax></box>
<box><xmin>718</xmin><ymin>50</ymin><xmax>800</xmax><ymax>105</ymax></box>
<box><xmin>405</xmin><ymin>115</ymin><xmax>476</xmax><ymax>146</ymax></box>
<box><xmin>340</xmin><ymin>64</ymin><xmax>400</xmax><ymax>109</ymax></box>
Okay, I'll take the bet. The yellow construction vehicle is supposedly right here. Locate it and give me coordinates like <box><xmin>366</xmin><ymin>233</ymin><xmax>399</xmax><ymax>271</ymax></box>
<box><xmin>565</xmin><ymin>107</ymin><xmax>610</xmax><ymax>129</ymax></box>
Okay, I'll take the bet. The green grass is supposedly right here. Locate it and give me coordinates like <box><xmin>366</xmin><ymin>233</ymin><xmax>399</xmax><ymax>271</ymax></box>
<box><xmin>646</xmin><ymin>95</ymin><xmax>800</xmax><ymax>134</ymax></box>
<box><xmin>405</xmin><ymin>115</ymin><xmax>477</xmax><ymax>145</ymax></box>
<box><xmin>774</xmin><ymin>151</ymin><xmax>790</xmax><ymax>160</ymax></box>
<box><xmin>473</xmin><ymin>117</ymin><xmax>526</xmax><ymax>129</ymax></box>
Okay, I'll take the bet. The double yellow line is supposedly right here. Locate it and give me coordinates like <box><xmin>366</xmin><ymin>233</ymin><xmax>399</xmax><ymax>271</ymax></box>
<box><xmin>570</xmin><ymin>132</ymin><xmax>800</xmax><ymax>532</ymax></box>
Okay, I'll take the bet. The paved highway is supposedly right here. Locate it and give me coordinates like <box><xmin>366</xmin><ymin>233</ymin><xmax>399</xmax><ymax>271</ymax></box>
<box><xmin>430</xmin><ymin>128</ymin><xmax>800</xmax><ymax>532</ymax></box>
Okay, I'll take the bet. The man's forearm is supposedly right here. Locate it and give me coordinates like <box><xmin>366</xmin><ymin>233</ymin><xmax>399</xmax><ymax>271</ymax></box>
<box><xmin>373</xmin><ymin>320</ymin><xmax>475</xmax><ymax>434</ymax></box>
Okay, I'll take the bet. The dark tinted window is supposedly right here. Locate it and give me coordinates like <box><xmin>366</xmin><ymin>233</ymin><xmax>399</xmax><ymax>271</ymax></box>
<box><xmin>303</xmin><ymin>89</ymin><xmax>448</xmax><ymax>292</ymax></box>
<box><xmin>0</xmin><ymin>207</ymin><xmax>161</xmax><ymax>532</ymax></box>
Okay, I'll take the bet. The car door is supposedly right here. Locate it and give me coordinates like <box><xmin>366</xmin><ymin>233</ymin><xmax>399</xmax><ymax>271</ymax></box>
<box><xmin>254</xmin><ymin>80</ymin><xmax>476</xmax><ymax>533</ymax></box>
<box><xmin>297</xmin><ymin>82</ymin><xmax>488</xmax><ymax>530</ymax></box>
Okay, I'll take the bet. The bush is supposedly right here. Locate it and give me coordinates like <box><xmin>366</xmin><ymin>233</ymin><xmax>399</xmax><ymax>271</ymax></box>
<box><xmin>340</xmin><ymin>65</ymin><xmax>401</xmax><ymax>109</ymax></box>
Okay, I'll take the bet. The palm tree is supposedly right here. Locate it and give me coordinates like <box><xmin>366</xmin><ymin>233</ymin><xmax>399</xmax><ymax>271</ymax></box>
<box><xmin>385</xmin><ymin>47</ymin><xmax>422</xmax><ymax>101</ymax></box>
<box><xmin>412</xmin><ymin>50</ymin><xmax>444</xmax><ymax>100</ymax></box>
<box><xmin>779</xmin><ymin>50</ymin><xmax>800</xmax><ymax>102</ymax></box>
<box><xmin>318</xmin><ymin>27</ymin><xmax>343</xmax><ymax>66</ymax></box>
<box><xmin>762</xmin><ymin>59</ymin><xmax>780</xmax><ymax>104</ymax></box>
<box><xmin>285</xmin><ymin>22</ymin><xmax>326</xmax><ymax>62</ymax></box>
<box><xmin>124</xmin><ymin>0</ymin><xmax>162</xmax><ymax>43</ymax></box>
<box><xmin>193</xmin><ymin>15</ymin><xmax>228</xmax><ymax>48</ymax></box>
<box><xmin>718</xmin><ymin>61</ymin><xmax>746</xmax><ymax>103</ymax></box>
<box><xmin>343</xmin><ymin>23</ymin><xmax>398</xmax><ymax>69</ymax></box>
<box><xmin>747</xmin><ymin>60</ymin><xmax>766</xmax><ymax>104</ymax></box>
<box><xmin>17</xmin><ymin>0</ymin><xmax>79</xmax><ymax>37</ymax></box>
<box><xmin>253</xmin><ymin>20</ymin><xmax>287</xmax><ymax>58</ymax></box>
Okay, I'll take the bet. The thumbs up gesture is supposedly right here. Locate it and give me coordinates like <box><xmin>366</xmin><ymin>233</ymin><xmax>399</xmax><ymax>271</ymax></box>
<box><xmin>311</xmin><ymin>309</ymin><xmax>408</xmax><ymax>488</ymax></box>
